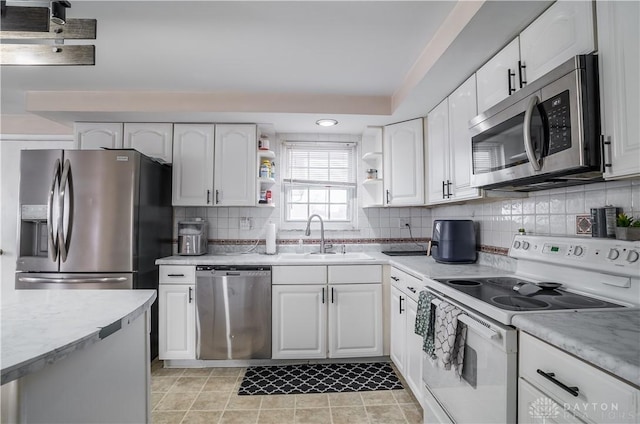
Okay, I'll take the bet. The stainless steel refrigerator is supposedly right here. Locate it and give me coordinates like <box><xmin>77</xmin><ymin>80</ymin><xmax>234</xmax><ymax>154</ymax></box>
<box><xmin>15</xmin><ymin>149</ymin><xmax>172</xmax><ymax>359</ymax></box>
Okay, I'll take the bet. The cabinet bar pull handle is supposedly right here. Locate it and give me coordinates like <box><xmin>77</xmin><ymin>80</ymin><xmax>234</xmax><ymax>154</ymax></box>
<box><xmin>442</xmin><ymin>180</ymin><xmax>446</xmax><ymax>199</ymax></box>
<box><xmin>322</xmin><ymin>287</ymin><xmax>325</xmax><ymax>304</ymax></box>
<box><xmin>446</xmin><ymin>180</ymin><xmax>452</xmax><ymax>198</ymax></box>
<box><xmin>407</xmin><ymin>287</ymin><xmax>416</xmax><ymax>293</ymax></box>
<box><xmin>215</xmin><ymin>190</ymin><xmax>220</xmax><ymax>204</ymax></box>
<box><xmin>386</xmin><ymin>190</ymin><xmax>391</xmax><ymax>204</ymax></box>
<box><xmin>331</xmin><ymin>287</ymin><xmax>335</xmax><ymax>303</ymax></box>
<box><xmin>508</xmin><ymin>69</ymin><xmax>516</xmax><ymax>95</ymax></box>
<box><xmin>518</xmin><ymin>61</ymin><xmax>527</xmax><ymax>88</ymax></box>
<box><xmin>207</xmin><ymin>189</ymin><xmax>211</xmax><ymax>204</ymax></box>
<box><xmin>536</xmin><ymin>369</ymin><xmax>579</xmax><ymax>397</ymax></box>
<box><xmin>188</xmin><ymin>287</ymin><xmax>193</xmax><ymax>303</ymax></box>
<box><xmin>391</xmin><ymin>276</ymin><xmax>399</xmax><ymax>281</ymax></box>
<box><xmin>167</xmin><ymin>274</ymin><xmax>185</xmax><ymax>277</ymax></box>
<box><xmin>399</xmin><ymin>296</ymin><xmax>405</xmax><ymax>314</ymax></box>
<box><xmin>601</xmin><ymin>135</ymin><xmax>612</xmax><ymax>169</ymax></box>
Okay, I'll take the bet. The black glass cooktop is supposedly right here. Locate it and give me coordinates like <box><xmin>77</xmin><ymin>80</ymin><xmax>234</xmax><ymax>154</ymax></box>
<box><xmin>434</xmin><ymin>276</ymin><xmax>624</xmax><ymax>311</ymax></box>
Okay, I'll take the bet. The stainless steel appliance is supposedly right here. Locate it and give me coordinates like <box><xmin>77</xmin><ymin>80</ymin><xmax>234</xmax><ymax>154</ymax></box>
<box><xmin>421</xmin><ymin>235</ymin><xmax>639</xmax><ymax>423</ymax></box>
<box><xmin>195</xmin><ymin>265</ymin><xmax>271</xmax><ymax>359</ymax></box>
<box><xmin>429</xmin><ymin>220</ymin><xmax>477</xmax><ymax>264</ymax></box>
<box><xmin>15</xmin><ymin>149</ymin><xmax>173</xmax><ymax>358</ymax></box>
<box><xmin>178</xmin><ymin>219</ymin><xmax>208</xmax><ymax>255</ymax></box>
<box><xmin>469</xmin><ymin>55</ymin><xmax>602</xmax><ymax>192</ymax></box>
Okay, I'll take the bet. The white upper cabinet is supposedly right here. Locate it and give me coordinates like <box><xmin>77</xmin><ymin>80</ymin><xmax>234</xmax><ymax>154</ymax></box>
<box><xmin>172</xmin><ymin>124</ymin><xmax>215</xmax><ymax>206</ymax></box>
<box><xmin>383</xmin><ymin>118</ymin><xmax>425</xmax><ymax>206</ymax></box>
<box><xmin>213</xmin><ymin>124</ymin><xmax>257</xmax><ymax>206</ymax></box>
<box><xmin>598</xmin><ymin>0</ymin><xmax>640</xmax><ymax>180</ymax></box>
<box><xmin>74</xmin><ymin>123</ymin><xmax>123</xmax><ymax>150</ymax></box>
<box><xmin>477</xmin><ymin>1</ymin><xmax>595</xmax><ymax>114</ymax></box>
<box><xmin>123</xmin><ymin>123</ymin><xmax>173</xmax><ymax>163</ymax></box>
<box><xmin>426</xmin><ymin>98</ymin><xmax>450</xmax><ymax>204</ymax></box>
<box><xmin>476</xmin><ymin>38</ymin><xmax>521</xmax><ymax>113</ymax></box>
<box><xmin>520</xmin><ymin>0</ymin><xmax>595</xmax><ymax>84</ymax></box>
<box><xmin>427</xmin><ymin>75</ymin><xmax>481</xmax><ymax>204</ymax></box>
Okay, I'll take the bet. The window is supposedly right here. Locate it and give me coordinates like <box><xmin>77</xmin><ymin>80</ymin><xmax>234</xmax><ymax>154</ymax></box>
<box><xmin>282</xmin><ymin>141</ymin><xmax>357</xmax><ymax>229</ymax></box>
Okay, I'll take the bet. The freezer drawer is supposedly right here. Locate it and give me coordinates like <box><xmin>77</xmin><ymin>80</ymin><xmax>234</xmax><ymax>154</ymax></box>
<box><xmin>196</xmin><ymin>266</ymin><xmax>271</xmax><ymax>359</ymax></box>
<box><xmin>15</xmin><ymin>273</ymin><xmax>134</xmax><ymax>289</ymax></box>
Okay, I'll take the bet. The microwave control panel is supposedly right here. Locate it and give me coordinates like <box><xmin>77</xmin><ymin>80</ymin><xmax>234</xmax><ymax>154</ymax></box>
<box><xmin>541</xmin><ymin>90</ymin><xmax>572</xmax><ymax>155</ymax></box>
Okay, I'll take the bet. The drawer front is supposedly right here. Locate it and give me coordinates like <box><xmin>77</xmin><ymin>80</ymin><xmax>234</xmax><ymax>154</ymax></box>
<box><xmin>390</xmin><ymin>267</ymin><xmax>424</xmax><ymax>300</ymax></box>
<box><xmin>272</xmin><ymin>266</ymin><xmax>327</xmax><ymax>285</ymax></box>
<box><xmin>159</xmin><ymin>265</ymin><xmax>195</xmax><ymax>284</ymax></box>
<box><xmin>519</xmin><ymin>332</ymin><xmax>638</xmax><ymax>423</ymax></box>
<box><xmin>328</xmin><ymin>265</ymin><xmax>382</xmax><ymax>284</ymax></box>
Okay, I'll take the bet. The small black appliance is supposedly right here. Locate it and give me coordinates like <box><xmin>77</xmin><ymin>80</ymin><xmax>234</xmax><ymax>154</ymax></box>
<box><xmin>430</xmin><ymin>219</ymin><xmax>477</xmax><ymax>264</ymax></box>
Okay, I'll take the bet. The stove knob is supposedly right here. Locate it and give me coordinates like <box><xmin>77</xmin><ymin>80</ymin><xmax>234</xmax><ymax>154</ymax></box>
<box><xmin>607</xmin><ymin>248</ymin><xmax>620</xmax><ymax>260</ymax></box>
<box><xmin>513</xmin><ymin>241</ymin><xmax>521</xmax><ymax>249</ymax></box>
<box><xmin>573</xmin><ymin>246</ymin><xmax>584</xmax><ymax>256</ymax></box>
<box><xmin>522</xmin><ymin>241</ymin><xmax>530</xmax><ymax>250</ymax></box>
<box><xmin>627</xmin><ymin>250</ymin><xmax>640</xmax><ymax>263</ymax></box>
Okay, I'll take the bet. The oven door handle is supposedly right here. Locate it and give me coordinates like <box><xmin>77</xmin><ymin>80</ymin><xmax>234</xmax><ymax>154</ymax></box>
<box><xmin>458</xmin><ymin>314</ymin><xmax>501</xmax><ymax>340</ymax></box>
<box><xmin>523</xmin><ymin>95</ymin><xmax>542</xmax><ymax>171</ymax></box>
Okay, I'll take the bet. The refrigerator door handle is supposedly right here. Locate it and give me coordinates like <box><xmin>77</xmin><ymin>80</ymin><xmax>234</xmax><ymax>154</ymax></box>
<box><xmin>16</xmin><ymin>276</ymin><xmax>129</xmax><ymax>284</ymax></box>
<box><xmin>48</xmin><ymin>159</ymin><xmax>61</xmax><ymax>262</ymax></box>
<box><xmin>58</xmin><ymin>159</ymin><xmax>71</xmax><ymax>263</ymax></box>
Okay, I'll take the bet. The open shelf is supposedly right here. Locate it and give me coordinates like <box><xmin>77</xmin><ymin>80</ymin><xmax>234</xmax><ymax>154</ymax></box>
<box><xmin>362</xmin><ymin>178</ymin><xmax>383</xmax><ymax>186</ymax></box>
<box><xmin>362</xmin><ymin>151</ymin><xmax>382</xmax><ymax>162</ymax></box>
<box><xmin>258</xmin><ymin>150</ymin><xmax>276</xmax><ymax>159</ymax></box>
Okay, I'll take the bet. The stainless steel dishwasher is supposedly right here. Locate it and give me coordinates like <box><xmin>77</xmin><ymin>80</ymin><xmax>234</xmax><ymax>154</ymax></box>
<box><xmin>195</xmin><ymin>265</ymin><xmax>271</xmax><ymax>359</ymax></box>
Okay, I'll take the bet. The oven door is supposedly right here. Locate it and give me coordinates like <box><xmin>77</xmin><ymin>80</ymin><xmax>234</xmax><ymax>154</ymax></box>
<box><xmin>422</xmin><ymin>294</ymin><xmax>518</xmax><ymax>424</ymax></box>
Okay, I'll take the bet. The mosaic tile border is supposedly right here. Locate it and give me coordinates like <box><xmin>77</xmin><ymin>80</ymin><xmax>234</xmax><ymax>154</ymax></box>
<box><xmin>171</xmin><ymin>238</ymin><xmax>511</xmax><ymax>256</ymax></box>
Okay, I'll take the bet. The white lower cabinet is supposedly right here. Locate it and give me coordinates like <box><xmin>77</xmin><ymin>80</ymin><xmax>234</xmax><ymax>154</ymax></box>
<box><xmin>158</xmin><ymin>265</ymin><xmax>196</xmax><ymax>360</ymax></box>
<box><xmin>272</xmin><ymin>284</ymin><xmax>327</xmax><ymax>359</ymax></box>
<box><xmin>519</xmin><ymin>332</ymin><xmax>639</xmax><ymax>424</ymax></box>
<box><xmin>272</xmin><ymin>265</ymin><xmax>382</xmax><ymax>360</ymax></box>
<box><xmin>389</xmin><ymin>267</ymin><xmax>426</xmax><ymax>404</ymax></box>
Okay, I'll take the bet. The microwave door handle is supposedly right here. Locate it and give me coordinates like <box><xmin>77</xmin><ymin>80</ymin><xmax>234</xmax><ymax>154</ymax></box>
<box><xmin>524</xmin><ymin>95</ymin><xmax>542</xmax><ymax>171</ymax></box>
<box><xmin>48</xmin><ymin>159</ymin><xmax>61</xmax><ymax>262</ymax></box>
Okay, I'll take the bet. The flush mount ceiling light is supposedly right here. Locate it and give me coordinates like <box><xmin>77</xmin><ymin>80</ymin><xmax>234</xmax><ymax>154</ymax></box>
<box><xmin>316</xmin><ymin>119</ymin><xmax>339</xmax><ymax>127</ymax></box>
<box><xmin>0</xmin><ymin>0</ymin><xmax>96</xmax><ymax>66</ymax></box>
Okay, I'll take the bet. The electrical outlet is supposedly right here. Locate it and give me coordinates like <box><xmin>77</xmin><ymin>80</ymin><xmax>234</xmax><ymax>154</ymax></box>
<box><xmin>239</xmin><ymin>217</ymin><xmax>253</xmax><ymax>230</ymax></box>
<box><xmin>399</xmin><ymin>218</ymin><xmax>410</xmax><ymax>228</ymax></box>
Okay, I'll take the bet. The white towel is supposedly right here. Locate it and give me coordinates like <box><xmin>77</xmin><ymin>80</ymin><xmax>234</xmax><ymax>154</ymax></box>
<box><xmin>433</xmin><ymin>300</ymin><xmax>467</xmax><ymax>377</ymax></box>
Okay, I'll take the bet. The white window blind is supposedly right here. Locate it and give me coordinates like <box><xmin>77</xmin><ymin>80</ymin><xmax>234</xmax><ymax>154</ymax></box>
<box><xmin>282</xmin><ymin>142</ymin><xmax>356</xmax><ymax>224</ymax></box>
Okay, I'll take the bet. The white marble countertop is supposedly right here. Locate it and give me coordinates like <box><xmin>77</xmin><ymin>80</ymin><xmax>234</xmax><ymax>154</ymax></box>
<box><xmin>512</xmin><ymin>310</ymin><xmax>640</xmax><ymax>387</ymax></box>
<box><xmin>1</xmin><ymin>290</ymin><xmax>156</xmax><ymax>385</ymax></box>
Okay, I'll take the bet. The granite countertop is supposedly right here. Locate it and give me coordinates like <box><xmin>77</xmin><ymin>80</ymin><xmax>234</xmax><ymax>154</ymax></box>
<box><xmin>512</xmin><ymin>310</ymin><xmax>640</xmax><ymax>387</ymax></box>
<box><xmin>1</xmin><ymin>290</ymin><xmax>156</xmax><ymax>385</ymax></box>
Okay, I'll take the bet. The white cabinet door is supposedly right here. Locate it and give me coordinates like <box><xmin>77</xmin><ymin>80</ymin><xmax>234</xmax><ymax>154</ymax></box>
<box><xmin>272</xmin><ymin>285</ymin><xmax>327</xmax><ymax>359</ymax></box>
<box><xmin>123</xmin><ymin>123</ymin><xmax>173</xmax><ymax>163</ymax></box>
<box><xmin>598</xmin><ymin>1</ymin><xmax>640</xmax><ymax>180</ymax></box>
<box><xmin>518</xmin><ymin>379</ymin><xmax>586</xmax><ymax>424</ymax></box>
<box><xmin>328</xmin><ymin>284</ymin><xmax>382</xmax><ymax>358</ymax></box>
<box><xmin>476</xmin><ymin>38</ymin><xmax>520</xmax><ymax>113</ymax></box>
<box><xmin>426</xmin><ymin>98</ymin><xmax>449</xmax><ymax>204</ymax></box>
<box><xmin>213</xmin><ymin>124</ymin><xmax>257</xmax><ymax>206</ymax></box>
<box><xmin>74</xmin><ymin>123</ymin><xmax>123</xmax><ymax>150</ymax></box>
<box><xmin>448</xmin><ymin>74</ymin><xmax>481</xmax><ymax>201</ymax></box>
<box><xmin>172</xmin><ymin>124</ymin><xmax>215</xmax><ymax>206</ymax></box>
<box><xmin>383</xmin><ymin>118</ymin><xmax>425</xmax><ymax>206</ymax></box>
<box><xmin>405</xmin><ymin>298</ymin><xmax>424</xmax><ymax>400</ymax></box>
<box><xmin>158</xmin><ymin>284</ymin><xmax>195</xmax><ymax>360</ymax></box>
<box><xmin>390</xmin><ymin>286</ymin><xmax>407</xmax><ymax>374</ymax></box>
<box><xmin>520</xmin><ymin>1</ymin><xmax>595</xmax><ymax>84</ymax></box>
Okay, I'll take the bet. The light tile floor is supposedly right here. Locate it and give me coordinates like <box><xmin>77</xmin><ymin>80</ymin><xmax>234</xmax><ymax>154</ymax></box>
<box><xmin>151</xmin><ymin>361</ymin><xmax>423</xmax><ymax>424</ymax></box>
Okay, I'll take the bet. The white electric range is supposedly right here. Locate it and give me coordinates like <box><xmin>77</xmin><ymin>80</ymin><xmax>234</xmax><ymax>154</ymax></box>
<box><xmin>420</xmin><ymin>235</ymin><xmax>640</xmax><ymax>424</ymax></box>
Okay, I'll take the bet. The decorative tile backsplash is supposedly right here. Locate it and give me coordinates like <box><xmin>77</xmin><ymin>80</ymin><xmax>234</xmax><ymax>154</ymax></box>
<box><xmin>174</xmin><ymin>177</ymin><xmax>640</xmax><ymax>254</ymax></box>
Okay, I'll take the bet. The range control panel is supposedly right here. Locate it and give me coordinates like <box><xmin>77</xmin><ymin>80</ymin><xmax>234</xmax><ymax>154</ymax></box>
<box><xmin>510</xmin><ymin>235</ymin><xmax>640</xmax><ymax>277</ymax></box>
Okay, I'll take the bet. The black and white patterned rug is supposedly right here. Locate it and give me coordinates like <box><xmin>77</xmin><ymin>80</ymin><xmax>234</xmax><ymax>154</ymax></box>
<box><xmin>238</xmin><ymin>362</ymin><xmax>403</xmax><ymax>396</ymax></box>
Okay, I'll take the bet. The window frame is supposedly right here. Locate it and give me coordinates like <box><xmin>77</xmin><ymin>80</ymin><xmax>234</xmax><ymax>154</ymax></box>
<box><xmin>280</xmin><ymin>140</ymin><xmax>358</xmax><ymax>231</ymax></box>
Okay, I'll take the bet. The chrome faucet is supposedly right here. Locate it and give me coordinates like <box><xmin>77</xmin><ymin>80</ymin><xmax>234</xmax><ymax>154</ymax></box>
<box><xmin>304</xmin><ymin>214</ymin><xmax>326</xmax><ymax>253</ymax></box>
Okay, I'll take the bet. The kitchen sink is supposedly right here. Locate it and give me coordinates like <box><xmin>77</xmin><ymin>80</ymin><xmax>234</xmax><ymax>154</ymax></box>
<box><xmin>278</xmin><ymin>252</ymin><xmax>375</xmax><ymax>261</ymax></box>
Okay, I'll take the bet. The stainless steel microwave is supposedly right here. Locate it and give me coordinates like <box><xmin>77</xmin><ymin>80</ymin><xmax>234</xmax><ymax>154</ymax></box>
<box><xmin>469</xmin><ymin>55</ymin><xmax>602</xmax><ymax>192</ymax></box>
